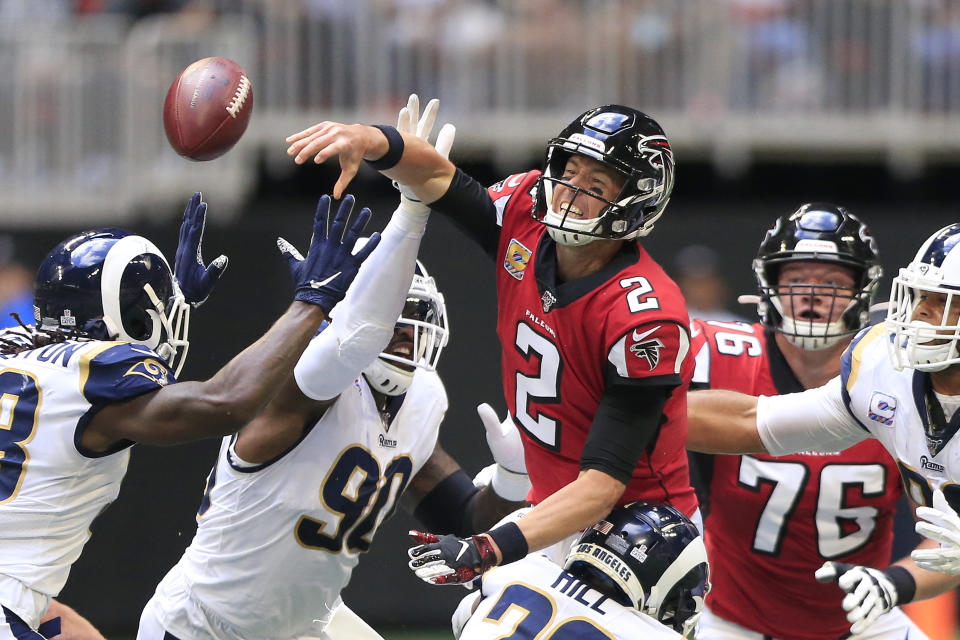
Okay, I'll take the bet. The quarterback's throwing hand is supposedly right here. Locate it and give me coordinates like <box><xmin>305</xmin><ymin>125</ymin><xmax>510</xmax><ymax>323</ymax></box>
<box><xmin>407</xmin><ymin>530</ymin><xmax>498</xmax><ymax>586</ymax></box>
<box><xmin>913</xmin><ymin>489</ymin><xmax>960</xmax><ymax>575</ymax></box>
<box><xmin>815</xmin><ymin>561</ymin><xmax>902</xmax><ymax>634</ymax></box>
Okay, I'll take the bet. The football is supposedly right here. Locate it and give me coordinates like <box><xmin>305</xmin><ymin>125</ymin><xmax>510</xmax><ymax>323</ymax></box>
<box><xmin>163</xmin><ymin>57</ymin><xmax>253</xmax><ymax>161</ymax></box>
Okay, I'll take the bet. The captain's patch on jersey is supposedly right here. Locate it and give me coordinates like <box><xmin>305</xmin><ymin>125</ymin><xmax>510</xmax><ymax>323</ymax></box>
<box><xmin>868</xmin><ymin>391</ymin><xmax>897</xmax><ymax>426</ymax></box>
<box><xmin>503</xmin><ymin>238</ymin><xmax>532</xmax><ymax>280</ymax></box>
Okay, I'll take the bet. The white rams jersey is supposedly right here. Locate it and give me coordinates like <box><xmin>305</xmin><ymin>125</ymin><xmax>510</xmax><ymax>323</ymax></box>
<box><xmin>151</xmin><ymin>367</ymin><xmax>446</xmax><ymax>640</ymax></box>
<box><xmin>457</xmin><ymin>553</ymin><xmax>680</xmax><ymax>640</ymax></box>
<box><xmin>758</xmin><ymin>323</ymin><xmax>960</xmax><ymax>511</ymax></box>
<box><xmin>0</xmin><ymin>331</ymin><xmax>174</xmax><ymax>626</ymax></box>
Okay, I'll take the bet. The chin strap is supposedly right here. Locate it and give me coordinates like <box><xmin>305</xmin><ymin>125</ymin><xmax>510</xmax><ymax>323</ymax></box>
<box><xmin>362</xmin><ymin>357</ymin><xmax>414</xmax><ymax>396</ymax></box>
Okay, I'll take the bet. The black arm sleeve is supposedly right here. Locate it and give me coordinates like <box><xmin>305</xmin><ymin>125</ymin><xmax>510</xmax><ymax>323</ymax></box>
<box><xmin>579</xmin><ymin>376</ymin><xmax>679</xmax><ymax>484</ymax></box>
<box><xmin>430</xmin><ymin>168</ymin><xmax>500</xmax><ymax>258</ymax></box>
<box><xmin>412</xmin><ymin>469</ymin><xmax>480</xmax><ymax>537</ymax></box>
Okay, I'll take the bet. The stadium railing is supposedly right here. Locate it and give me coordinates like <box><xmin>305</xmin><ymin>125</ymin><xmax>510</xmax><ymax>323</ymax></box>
<box><xmin>2</xmin><ymin>0</ymin><xmax>959</xmax><ymax>225</ymax></box>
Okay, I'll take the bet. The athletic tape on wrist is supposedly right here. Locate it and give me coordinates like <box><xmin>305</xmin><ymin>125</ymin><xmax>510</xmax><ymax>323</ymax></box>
<box><xmin>367</xmin><ymin>125</ymin><xmax>405</xmax><ymax>171</ymax></box>
<box><xmin>488</xmin><ymin>521</ymin><xmax>528</xmax><ymax>566</ymax></box>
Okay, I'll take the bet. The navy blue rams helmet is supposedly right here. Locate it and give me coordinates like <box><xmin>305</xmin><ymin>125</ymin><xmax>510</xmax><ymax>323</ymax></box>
<box><xmin>33</xmin><ymin>229</ymin><xmax>190</xmax><ymax>375</ymax></box>
<box><xmin>534</xmin><ymin>105</ymin><xmax>675</xmax><ymax>246</ymax></box>
<box><xmin>564</xmin><ymin>501</ymin><xmax>709</xmax><ymax>634</ymax></box>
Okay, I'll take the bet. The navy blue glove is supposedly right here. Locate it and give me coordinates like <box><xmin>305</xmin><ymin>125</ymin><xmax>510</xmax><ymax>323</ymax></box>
<box><xmin>277</xmin><ymin>194</ymin><xmax>380</xmax><ymax>312</ymax></box>
<box><xmin>174</xmin><ymin>192</ymin><xmax>228</xmax><ymax>307</ymax></box>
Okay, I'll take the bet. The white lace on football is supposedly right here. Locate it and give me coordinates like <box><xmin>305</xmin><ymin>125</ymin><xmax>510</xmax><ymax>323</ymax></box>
<box><xmin>226</xmin><ymin>74</ymin><xmax>251</xmax><ymax>118</ymax></box>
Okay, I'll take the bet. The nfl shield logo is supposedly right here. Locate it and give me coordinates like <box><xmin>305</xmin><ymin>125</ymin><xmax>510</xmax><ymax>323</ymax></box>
<box><xmin>541</xmin><ymin>289</ymin><xmax>557</xmax><ymax>312</ymax></box>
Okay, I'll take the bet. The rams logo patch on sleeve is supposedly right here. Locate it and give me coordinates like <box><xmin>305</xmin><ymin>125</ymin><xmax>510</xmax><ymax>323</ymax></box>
<box><xmin>124</xmin><ymin>358</ymin><xmax>172</xmax><ymax>386</ymax></box>
<box><xmin>503</xmin><ymin>239</ymin><xmax>532</xmax><ymax>281</ymax></box>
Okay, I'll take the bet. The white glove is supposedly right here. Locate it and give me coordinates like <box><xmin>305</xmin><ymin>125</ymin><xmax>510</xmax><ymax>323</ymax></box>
<box><xmin>472</xmin><ymin>403</ymin><xmax>530</xmax><ymax>502</ymax></box>
<box><xmin>913</xmin><ymin>488</ymin><xmax>960</xmax><ymax>575</ymax></box>
<box><xmin>393</xmin><ymin>93</ymin><xmax>456</xmax><ymax>211</ymax></box>
<box><xmin>814</xmin><ymin>561</ymin><xmax>900</xmax><ymax>634</ymax></box>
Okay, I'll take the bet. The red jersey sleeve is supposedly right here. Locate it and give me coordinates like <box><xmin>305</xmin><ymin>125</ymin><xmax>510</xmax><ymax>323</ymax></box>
<box><xmin>487</xmin><ymin>171</ymin><xmax>540</xmax><ymax>230</ymax></box>
<box><xmin>606</xmin><ymin>320</ymin><xmax>690</xmax><ymax>383</ymax></box>
<box><xmin>602</xmin><ymin>270</ymin><xmax>691</xmax><ymax>385</ymax></box>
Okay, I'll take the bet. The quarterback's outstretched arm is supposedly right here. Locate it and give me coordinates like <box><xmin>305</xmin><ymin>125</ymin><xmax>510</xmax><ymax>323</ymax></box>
<box><xmin>286</xmin><ymin>113</ymin><xmax>455</xmax><ymax>203</ymax></box>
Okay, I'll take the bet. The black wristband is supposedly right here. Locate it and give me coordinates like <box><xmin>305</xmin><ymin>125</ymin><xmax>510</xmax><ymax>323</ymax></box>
<box><xmin>487</xmin><ymin>521</ymin><xmax>529</xmax><ymax>566</ymax></box>
<box><xmin>885</xmin><ymin>565</ymin><xmax>917</xmax><ymax>604</ymax></box>
<box><xmin>366</xmin><ymin>125</ymin><xmax>405</xmax><ymax>170</ymax></box>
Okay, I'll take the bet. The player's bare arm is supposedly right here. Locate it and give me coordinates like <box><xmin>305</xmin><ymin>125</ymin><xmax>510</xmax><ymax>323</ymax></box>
<box><xmin>231</xmin><ymin>372</ymin><xmax>333</xmax><ymax>463</ymax></box>
<box><xmin>83</xmin><ymin>195</ymin><xmax>379</xmax><ymax>451</ymax></box>
<box><xmin>507</xmin><ymin>469</ymin><xmax>625</xmax><ymax>555</ymax></box>
<box><xmin>41</xmin><ymin>600</ymin><xmax>106</xmax><ymax>640</ymax></box>
<box><xmin>85</xmin><ymin>302</ymin><xmax>326</xmax><ymax>450</ymax></box>
<box><xmin>686</xmin><ymin>389</ymin><xmax>766</xmax><ymax>453</ymax></box>
<box><xmin>286</xmin><ymin>94</ymin><xmax>457</xmax><ymax>202</ymax></box>
<box><xmin>902</xmin><ymin>536</ymin><xmax>960</xmax><ymax>601</ymax></box>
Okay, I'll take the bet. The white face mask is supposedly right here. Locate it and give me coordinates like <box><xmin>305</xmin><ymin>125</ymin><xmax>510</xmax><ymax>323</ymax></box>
<box><xmin>361</xmin><ymin>271</ymin><xmax>449</xmax><ymax>397</ymax></box>
<box><xmin>886</xmin><ymin>270</ymin><xmax>960</xmax><ymax>372</ymax></box>
<box><xmin>885</xmin><ymin>225</ymin><xmax>960</xmax><ymax>373</ymax></box>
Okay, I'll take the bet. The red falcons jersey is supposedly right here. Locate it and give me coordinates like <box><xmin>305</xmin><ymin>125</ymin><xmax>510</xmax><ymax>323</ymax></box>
<box><xmin>690</xmin><ymin>319</ymin><xmax>901</xmax><ymax>640</ymax></box>
<box><xmin>488</xmin><ymin>171</ymin><xmax>697</xmax><ymax>516</ymax></box>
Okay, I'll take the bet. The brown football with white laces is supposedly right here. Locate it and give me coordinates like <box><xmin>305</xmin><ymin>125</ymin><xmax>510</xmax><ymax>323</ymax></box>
<box><xmin>163</xmin><ymin>57</ymin><xmax>253</xmax><ymax>161</ymax></box>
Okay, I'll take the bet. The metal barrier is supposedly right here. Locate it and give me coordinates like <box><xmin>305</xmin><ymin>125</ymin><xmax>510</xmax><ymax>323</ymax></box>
<box><xmin>2</xmin><ymin>0</ymin><xmax>960</xmax><ymax>226</ymax></box>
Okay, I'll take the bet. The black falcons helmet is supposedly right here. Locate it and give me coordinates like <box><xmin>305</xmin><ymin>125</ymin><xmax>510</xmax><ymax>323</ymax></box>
<box><xmin>563</xmin><ymin>502</ymin><xmax>709</xmax><ymax>633</ymax></box>
<box><xmin>753</xmin><ymin>202</ymin><xmax>882</xmax><ymax>350</ymax></box>
<box><xmin>34</xmin><ymin>228</ymin><xmax>191</xmax><ymax>374</ymax></box>
<box><xmin>533</xmin><ymin>105</ymin><xmax>675</xmax><ymax>245</ymax></box>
